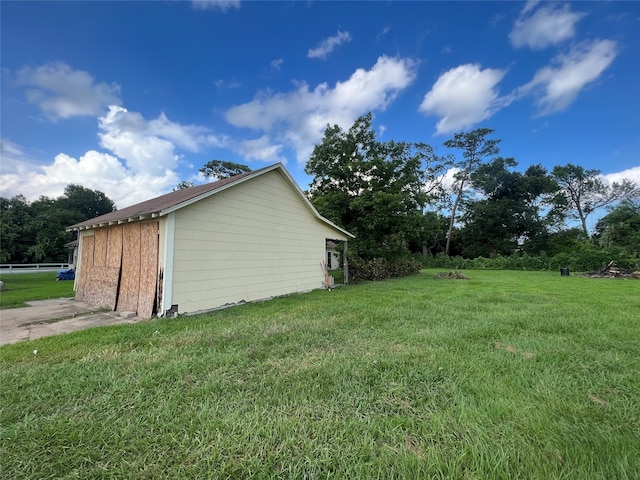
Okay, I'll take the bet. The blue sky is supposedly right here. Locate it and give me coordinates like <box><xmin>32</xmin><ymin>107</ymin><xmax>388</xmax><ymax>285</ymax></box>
<box><xmin>2</xmin><ymin>0</ymin><xmax>639</xmax><ymax>229</ymax></box>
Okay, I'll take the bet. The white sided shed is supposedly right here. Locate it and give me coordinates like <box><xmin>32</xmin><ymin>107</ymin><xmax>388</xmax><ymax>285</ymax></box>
<box><xmin>67</xmin><ymin>163</ymin><xmax>353</xmax><ymax>318</ymax></box>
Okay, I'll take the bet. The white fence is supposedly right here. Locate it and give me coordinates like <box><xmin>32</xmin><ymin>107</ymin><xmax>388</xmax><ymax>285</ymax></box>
<box><xmin>0</xmin><ymin>263</ymin><xmax>71</xmax><ymax>274</ymax></box>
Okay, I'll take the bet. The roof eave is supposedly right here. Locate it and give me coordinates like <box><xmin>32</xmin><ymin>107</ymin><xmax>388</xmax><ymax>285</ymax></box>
<box><xmin>66</xmin><ymin>212</ymin><xmax>161</xmax><ymax>232</ymax></box>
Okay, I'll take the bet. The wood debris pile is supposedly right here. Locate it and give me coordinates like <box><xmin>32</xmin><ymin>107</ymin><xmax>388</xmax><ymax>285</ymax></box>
<box><xmin>583</xmin><ymin>261</ymin><xmax>640</xmax><ymax>279</ymax></box>
<box><xmin>434</xmin><ymin>271</ymin><xmax>470</xmax><ymax>280</ymax></box>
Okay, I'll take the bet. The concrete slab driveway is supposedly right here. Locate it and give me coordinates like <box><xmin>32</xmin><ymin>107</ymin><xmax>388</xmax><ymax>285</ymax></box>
<box><xmin>0</xmin><ymin>298</ymin><xmax>144</xmax><ymax>346</ymax></box>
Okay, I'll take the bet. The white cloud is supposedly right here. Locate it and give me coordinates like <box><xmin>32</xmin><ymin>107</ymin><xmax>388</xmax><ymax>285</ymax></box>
<box><xmin>510</xmin><ymin>3</ymin><xmax>585</xmax><ymax>50</ymax></box>
<box><xmin>271</xmin><ymin>59</ymin><xmax>284</xmax><ymax>71</ymax></box>
<box><xmin>377</xmin><ymin>26</ymin><xmax>391</xmax><ymax>42</ymax></box>
<box><xmin>522</xmin><ymin>0</ymin><xmax>540</xmax><ymax>15</ymax></box>
<box><xmin>98</xmin><ymin>106</ymin><xmax>227</xmax><ymax>176</ymax></box>
<box><xmin>225</xmin><ymin>55</ymin><xmax>417</xmax><ymax>164</ymax></box>
<box><xmin>215</xmin><ymin>78</ymin><xmax>241</xmax><ymax>89</ymax></box>
<box><xmin>0</xmin><ymin>150</ymin><xmax>179</xmax><ymax>209</ymax></box>
<box><xmin>191</xmin><ymin>0</ymin><xmax>240</xmax><ymax>12</ymax></box>
<box><xmin>516</xmin><ymin>39</ymin><xmax>617</xmax><ymax>115</ymax></box>
<box><xmin>148</xmin><ymin>112</ymin><xmax>226</xmax><ymax>151</ymax></box>
<box><xmin>1</xmin><ymin>107</ymin><xmax>227</xmax><ymax>207</ymax></box>
<box><xmin>441</xmin><ymin>166</ymin><xmax>461</xmax><ymax>191</ymax></box>
<box><xmin>307</xmin><ymin>31</ymin><xmax>352</xmax><ymax>60</ymax></box>
<box><xmin>98</xmin><ymin>110</ymin><xmax>178</xmax><ymax>177</ymax></box>
<box><xmin>0</xmin><ymin>139</ymin><xmax>40</xmax><ymax>176</ymax></box>
<box><xmin>419</xmin><ymin>64</ymin><xmax>507</xmax><ymax>135</ymax></box>
<box><xmin>13</xmin><ymin>62</ymin><xmax>121</xmax><ymax>120</ymax></box>
<box><xmin>601</xmin><ymin>166</ymin><xmax>640</xmax><ymax>186</ymax></box>
<box><xmin>237</xmin><ymin>135</ymin><xmax>286</xmax><ymax>163</ymax></box>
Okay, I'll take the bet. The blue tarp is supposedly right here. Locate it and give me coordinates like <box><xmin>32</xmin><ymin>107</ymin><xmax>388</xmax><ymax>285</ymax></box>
<box><xmin>56</xmin><ymin>268</ymin><xmax>75</xmax><ymax>281</ymax></box>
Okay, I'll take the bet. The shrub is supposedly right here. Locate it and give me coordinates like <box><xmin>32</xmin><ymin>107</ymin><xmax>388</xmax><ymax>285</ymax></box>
<box><xmin>421</xmin><ymin>252</ymin><xmax>469</xmax><ymax>269</ymax></box>
<box><xmin>548</xmin><ymin>252</ymin><xmax>572</xmax><ymax>271</ymax></box>
<box><xmin>415</xmin><ymin>239</ymin><xmax>637</xmax><ymax>274</ymax></box>
<box><xmin>550</xmin><ymin>243</ymin><xmax>636</xmax><ymax>272</ymax></box>
<box><xmin>348</xmin><ymin>255</ymin><xmax>422</xmax><ymax>282</ymax></box>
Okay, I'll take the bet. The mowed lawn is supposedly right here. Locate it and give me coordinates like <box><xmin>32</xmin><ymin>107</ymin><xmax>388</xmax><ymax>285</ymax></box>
<box><xmin>1</xmin><ymin>270</ymin><xmax>638</xmax><ymax>479</ymax></box>
<box><xmin>0</xmin><ymin>272</ymin><xmax>75</xmax><ymax>309</ymax></box>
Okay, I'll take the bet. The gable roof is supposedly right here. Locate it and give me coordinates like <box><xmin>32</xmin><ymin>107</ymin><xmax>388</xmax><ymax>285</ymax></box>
<box><xmin>67</xmin><ymin>163</ymin><xmax>354</xmax><ymax>238</ymax></box>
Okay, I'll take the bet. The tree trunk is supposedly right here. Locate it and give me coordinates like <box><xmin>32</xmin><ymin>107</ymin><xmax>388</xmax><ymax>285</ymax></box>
<box><xmin>577</xmin><ymin>205</ymin><xmax>588</xmax><ymax>236</ymax></box>
<box><xmin>445</xmin><ymin>180</ymin><xmax>465</xmax><ymax>256</ymax></box>
<box><xmin>580</xmin><ymin>216</ymin><xmax>588</xmax><ymax>236</ymax></box>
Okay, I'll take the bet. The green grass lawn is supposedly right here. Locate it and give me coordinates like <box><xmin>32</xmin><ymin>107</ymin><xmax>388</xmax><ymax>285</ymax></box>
<box><xmin>0</xmin><ymin>272</ymin><xmax>75</xmax><ymax>309</ymax></box>
<box><xmin>1</xmin><ymin>270</ymin><xmax>638</xmax><ymax>479</ymax></box>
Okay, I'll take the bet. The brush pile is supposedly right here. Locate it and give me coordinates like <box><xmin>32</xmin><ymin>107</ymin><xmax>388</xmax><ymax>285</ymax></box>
<box><xmin>583</xmin><ymin>261</ymin><xmax>640</xmax><ymax>279</ymax></box>
<box><xmin>434</xmin><ymin>271</ymin><xmax>470</xmax><ymax>280</ymax></box>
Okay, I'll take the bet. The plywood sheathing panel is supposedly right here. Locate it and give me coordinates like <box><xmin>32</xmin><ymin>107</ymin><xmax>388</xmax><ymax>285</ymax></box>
<box><xmin>93</xmin><ymin>228</ymin><xmax>108</xmax><ymax>267</ymax></box>
<box><xmin>82</xmin><ymin>266</ymin><xmax>120</xmax><ymax>309</ymax></box>
<box><xmin>116</xmin><ymin>223</ymin><xmax>142</xmax><ymax>313</ymax></box>
<box><xmin>76</xmin><ymin>235</ymin><xmax>95</xmax><ymax>302</ymax></box>
<box><xmin>138</xmin><ymin>222</ymin><xmax>159</xmax><ymax>318</ymax></box>
<box><xmin>76</xmin><ymin>228</ymin><xmax>122</xmax><ymax>310</ymax></box>
<box><xmin>106</xmin><ymin>225</ymin><xmax>123</xmax><ymax>268</ymax></box>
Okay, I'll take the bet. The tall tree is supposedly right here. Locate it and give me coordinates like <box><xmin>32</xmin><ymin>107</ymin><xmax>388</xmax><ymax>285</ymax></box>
<box><xmin>305</xmin><ymin>113</ymin><xmax>443</xmax><ymax>261</ymax></box>
<box><xmin>0</xmin><ymin>187</ymin><xmax>116</xmax><ymax>263</ymax></box>
<box><xmin>0</xmin><ymin>195</ymin><xmax>31</xmax><ymax>263</ymax></box>
<box><xmin>551</xmin><ymin>163</ymin><xmax>640</xmax><ymax>235</ymax></box>
<box><xmin>58</xmin><ymin>184</ymin><xmax>116</xmax><ymax>224</ymax></box>
<box><xmin>593</xmin><ymin>201</ymin><xmax>640</xmax><ymax>258</ymax></box>
<box><xmin>173</xmin><ymin>180</ymin><xmax>195</xmax><ymax>191</ymax></box>
<box><xmin>460</xmin><ymin>159</ymin><xmax>558</xmax><ymax>257</ymax></box>
<box><xmin>200</xmin><ymin>160</ymin><xmax>251</xmax><ymax>179</ymax></box>
<box><xmin>406</xmin><ymin>210</ymin><xmax>450</xmax><ymax>257</ymax></box>
<box><xmin>413</xmin><ymin>142</ymin><xmax>454</xmax><ymax>204</ymax></box>
<box><xmin>442</xmin><ymin>128</ymin><xmax>501</xmax><ymax>255</ymax></box>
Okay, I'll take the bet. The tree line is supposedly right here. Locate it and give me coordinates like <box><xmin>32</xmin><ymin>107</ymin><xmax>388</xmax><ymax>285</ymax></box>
<box><xmin>305</xmin><ymin>113</ymin><xmax>640</xmax><ymax>279</ymax></box>
<box><xmin>1</xmin><ymin>117</ymin><xmax>638</xmax><ymax>276</ymax></box>
<box><xmin>0</xmin><ymin>185</ymin><xmax>116</xmax><ymax>263</ymax></box>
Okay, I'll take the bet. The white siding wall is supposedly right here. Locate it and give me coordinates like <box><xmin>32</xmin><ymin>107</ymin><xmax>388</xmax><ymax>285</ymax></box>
<box><xmin>171</xmin><ymin>170</ymin><xmax>348</xmax><ymax>314</ymax></box>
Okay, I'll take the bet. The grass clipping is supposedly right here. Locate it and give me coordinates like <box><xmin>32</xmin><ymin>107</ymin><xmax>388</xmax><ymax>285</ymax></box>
<box><xmin>435</xmin><ymin>271</ymin><xmax>470</xmax><ymax>280</ymax></box>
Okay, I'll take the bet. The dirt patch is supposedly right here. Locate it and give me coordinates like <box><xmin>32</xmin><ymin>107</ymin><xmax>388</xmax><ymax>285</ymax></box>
<box><xmin>494</xmin><ymin>342</ymin><xmax>536</xmax><ymax>360</ymax></box>
<box><xmin>404</xmin><ymin>435</ymin><xmax>423</xmax><ymax>457</ymax></box>
<box><xmin>588</xmin><ymin>393</ymin><xmax>609</xmax><ymax>408</ymax></box>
